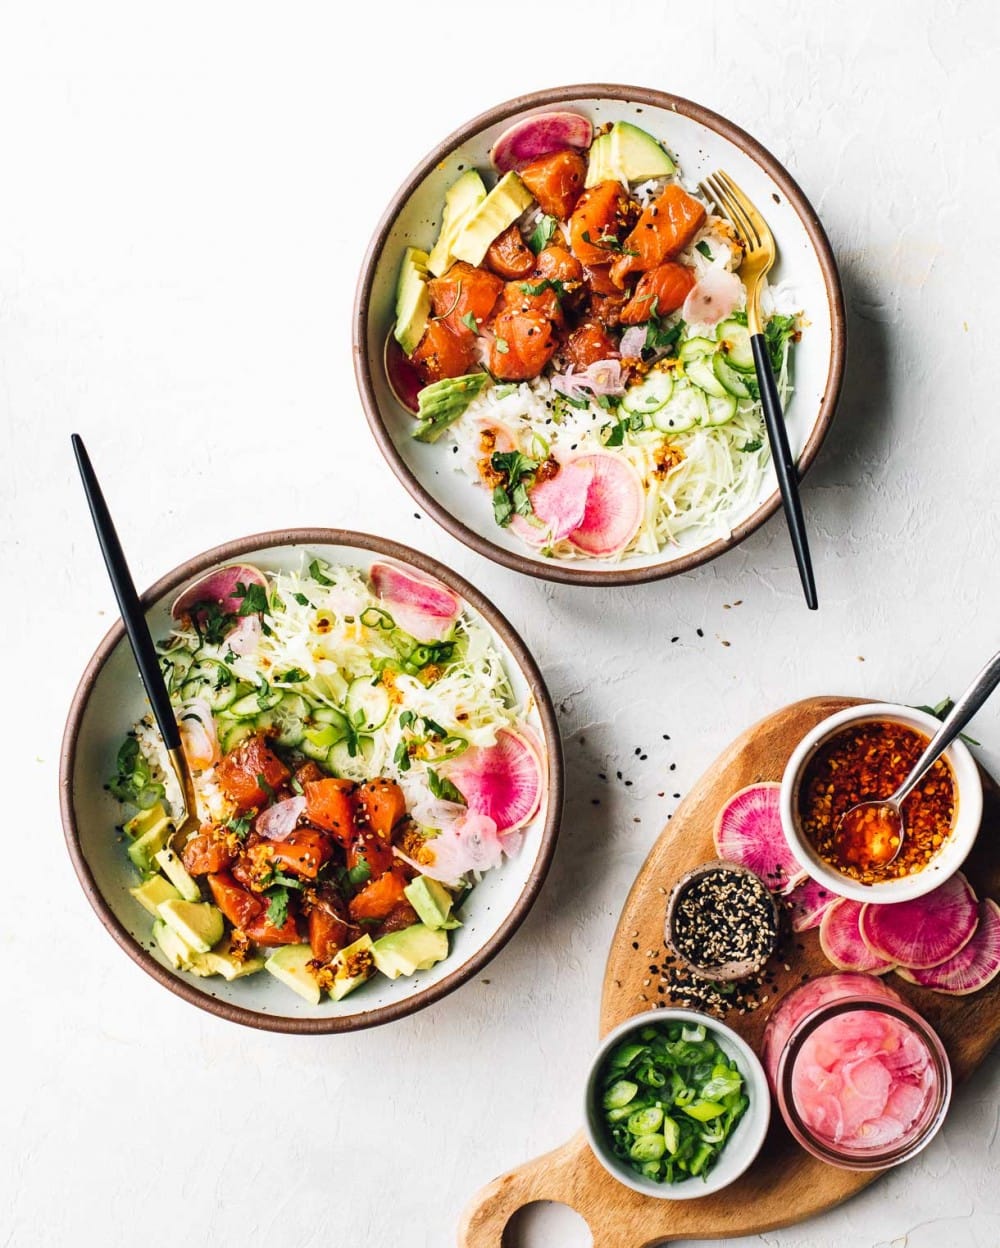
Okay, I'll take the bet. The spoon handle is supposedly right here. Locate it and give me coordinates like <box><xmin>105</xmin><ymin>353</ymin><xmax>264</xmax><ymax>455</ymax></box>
<box><xmin>896</xmin><ymin>649</ymin><xmax>1000</xmax><ymax>804</ymax></box>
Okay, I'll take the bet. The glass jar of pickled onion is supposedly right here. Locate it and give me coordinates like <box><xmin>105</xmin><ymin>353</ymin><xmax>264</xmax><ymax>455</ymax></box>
<box><xmin>762</xmin><ymin>973</ymin><xmax>951</xmax><ymax>1169</ymax></box>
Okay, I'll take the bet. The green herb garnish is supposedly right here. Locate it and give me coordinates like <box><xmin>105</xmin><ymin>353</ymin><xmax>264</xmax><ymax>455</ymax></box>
<box><xmin>763</xmin><ymin>313</ymin><xmax>797</xmax><ymax>373</ymax></box>
<box><xmin>427</xmin><ymin>768</ymin><xmax>466</xmax><ymax>805</ymax></box>
<box><xmin>460</xmin><ymin>311</ymin><xmax>479</xmax><ymax>334</ymax></box>
<box><xmin>275</xmin><ymin>667</ymin><xmax>308</xmax><ymax>683</ymax></box>
<box><xmin>265</xmin><ymin>887</ymin><xmax>289</xmax><ymax>928</ymax></box>
<box><xmin>256</xmin><ymin>772</ymin><xmax>276</xmax><ymax>802</ymax></box>
<box><xmin>519</xmin><ymin>278</ymin><xmax>565</xmax><ymax>297</ymax></box>
<box><xmin>347</xmin><ymin>860</ymin><xmax>372</xmax><ymax>888</ymax></box>
<box><xmin>107</xmin><ymin>737</ymin><xmax>165</xmax><ymax>809</ymax></box>
<box><xmin>695</xmin><ymin>241</ymin><xmax>713</xmax><ymax>259</ymax></box>
<box><xmin>308</xmin><ymin>558</ymin><xmax>334</xmax><ymax>586</ymax></box>
<box><xmin>234</xmin><ymin>581</ymin><xmax>269</xmax><ymax>617</ymax></box>
<box><xmin>528</xmin><ymin>214</ymin><xmax>557</xmax><ymax>253</ymax></box>
<box><xmin>494</xmin><ymin>337</ymin><xmax>510</xmax><ymax>355</ymax></box>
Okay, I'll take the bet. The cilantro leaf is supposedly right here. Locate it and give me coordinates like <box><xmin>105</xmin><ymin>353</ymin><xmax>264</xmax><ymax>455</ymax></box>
<box><xmin>265</xmin><ymin>887</ymin><xmax>289</xmax><ymax>928</ymax></box>
<box><xmin>234</xmin><ymin>581</ymin><xmax>269</xmax><ymax>617</ymax></box>
<box><xmin>275</xmin><ymin>667</ymin><xmax>308</xmax><ymax>683</ymax></box>
<box><xmin>528</xmin><ymin>214</ymin><xmax>557</xmax><ymax>253</ymax></box>
<box><xmin>490</xmin><ymin>450</ymin><xmax>540</xmax><ymax>528</ymax></box>
<box><xmin>347</xmin><ymin>860</ymin><xmax>372</xmax><ymax>888</ymax></box>
<box><xmin>494</xmin><ymin>337</ymin><xmax>510</xmax><ymax>355</ymax></box>
<box><xmin>427</xmin><ymin>768</ymin><xmax>466</xmax><ymax>805</ymax></box>
<box><xmin>764</xmin><ymin>313</ymin><xmax>798</xmax><ymax>373</ymax></box>
<box><xmin>461</xmin><ymin>311</ymin><xmax>478</xmax><ymax>334</ymax></box>
<box><xmin>519</xmin><ymin>278</ymin><xmax>565</xmax><ymax>298</ymax></box>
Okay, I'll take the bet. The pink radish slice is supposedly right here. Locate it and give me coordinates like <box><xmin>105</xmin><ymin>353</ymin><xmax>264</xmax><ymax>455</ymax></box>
<box><xmin>566</xmin><ymin>451</ymin><xmax>644</xmax><ymax>557</ymax></box>
<box><xmin>859</xmin><ymin>872</ymin><xmax>979</xmax><ymax>969</ymax></box>
<box><xmin>442</xmin><ymin>727</ymin><xmax>543</xmax><ymax>834</ymax></box>
<box><xmin>713</xmin><ymin>782</ymin><xmax>804</xmax><ymax>895</ymax></box>
<box><xmin>820</xmin><ymin>900</ymin><xmax>895</xmax><ymax>974</ymax></box>
<box><xmin>369</xmin><ymin>560</ymin><xmax>461</xmax><ymax>643</ymax></box>
<box><xmin>787</xmin><ymin>877</ymin><xmax>838</xmax><ymax>932</ymax></box>
<box><xmin>227</xmin><ymin>615</ymin><xmax>262</xmax><ymax>657</ymax></box>
<box><xmin>400</xmin><ymin>810</ymin><xmax>505</xmax><ymax>884</ymax></box>
<box><xmin>896</xmin><ymin>898</ymin><xmax>1000</xmax><ymax>994</ymax></box>
<box><xmin>255</xmin><ymin>796</ymin><xmax>306</xmax><ymax>841</ymax></box>
<box><xmin>384</xmin><ymin>332</ymin><xmax>422</xmax><ymax>414</ymax></box>
<box><xmin>510</xmin><ymin>460</ymin><xmax>593</xmax><ymax>547</ymax></box>
<box><xmin>171</xmin><ymin>564</ymin><xmax>267</xmax><ymax>622</ymax></box>
<box><xmin>681</xmin><ymin>266</ymin><xmax>743</xmax><ymax>327</ymax></box>
<box><xmin>491</xmin><ymin>111</ymin><xmax>593</xmax><ymax>173</ymax></box>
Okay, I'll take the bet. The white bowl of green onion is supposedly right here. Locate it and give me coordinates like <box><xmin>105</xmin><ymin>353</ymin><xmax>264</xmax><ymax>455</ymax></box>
<box><xmin>584</xmin><ymin>1008</ymin><xmax>771</xmax><ymax>1198</ymax></box>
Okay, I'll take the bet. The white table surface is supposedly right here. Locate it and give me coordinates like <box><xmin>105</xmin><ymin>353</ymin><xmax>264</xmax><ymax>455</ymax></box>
<box><xmin>4</xmin><ymin>2</ymin><xmax>1000</xmax><ymax>1245</ymax></box>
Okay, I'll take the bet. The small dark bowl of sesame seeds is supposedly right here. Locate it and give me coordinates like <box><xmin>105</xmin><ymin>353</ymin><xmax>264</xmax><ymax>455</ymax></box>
<box><xmin>665</xmin><ymin>860</ymin><xmax>779</xmax><ymax>981</ymax></box>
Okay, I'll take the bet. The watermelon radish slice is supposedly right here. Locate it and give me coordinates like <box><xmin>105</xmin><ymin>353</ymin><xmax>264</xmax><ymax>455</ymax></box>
<box><xmin>171</xmin><ymin>563</ymin><xmax>267</xmax><ymax>622</ymax></box>
<box><xmin>442</xmin><ymin>727</ymin><xmax>543</xmax><ymax>834</ymax></box>
<box><xmin>713</xmin><ymin>782</ymin><xmax>805</xmax><ymax>895</ymax></box>
<box><xmin>682</xmin><ymin>265</ymin><xmax>743</xmax><ymax>327</ymax></box>
<box><xmin>384</xmin><ymin>331</ymin><xmax>423</xmax><ymax>414</ymax></box>
<box><xmin>786</xmin><ymin>877</ymin><xmax>837</xmax><ymax>932</ymax></box>
<box><xmin>896</xmin><ymin>899</ymin><xmax>1000</xmax><ymax>994</ymax></box>
<box><xmin>820</xmin><ymin>900</ymin><xmax>895</xmax><ymax>974</ymax></box>
<box><xmin>509</xmin><ymin>460</ymin><xmax>593</xmax><ymax>547</ymax></box>
<box><xmin>565</xmin><ymin>451</ymin><xmax>645</xmax><ymax>557</ymax></box>
<box><xmin>369</xmin><ymin>560</ymin><xmax>461</xmax><ymax>643</ymax></box>
<box><xmin>491</xmin><ymin>111</ymin><xmax>593</xmax><ymax>174</ymax></box>
<box><xmin>859</xmin><ymin>872</ymin><xmax>979</xmax><ymax>970</ymax></box>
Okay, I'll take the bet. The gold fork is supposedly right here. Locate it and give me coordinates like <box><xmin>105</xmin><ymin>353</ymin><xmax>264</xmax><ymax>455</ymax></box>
<box><xmin>698</xmin><ymin>169</ymin><xmax>818</xmax><ymax>610</ymax></box>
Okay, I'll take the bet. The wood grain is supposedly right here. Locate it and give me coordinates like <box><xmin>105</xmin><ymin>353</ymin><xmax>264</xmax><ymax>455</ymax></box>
<box><xmin>459</xmin><ymin>698</ymin><xmax>1000</xmax><ymax>1248</ymax></box>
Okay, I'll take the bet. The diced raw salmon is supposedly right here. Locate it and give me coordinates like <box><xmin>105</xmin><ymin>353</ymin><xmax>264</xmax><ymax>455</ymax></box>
<box><xmin>410</xmin><ymin>319</ymin><xmax>477</xmax><ymax>383</ymax></box>
<box><xmin>428</xmin><ymin>261</ymin><xmax>503</xmax><ymax>336</ymax></box>
<box><xmin>609</xmin><ymin>184</ymin><xmax>706</xmax><ymax>286</ymax></box>
<box><xmin>520</xmin><ymin>149</ymin><xmax>587</xmax><ymax>219</ymax></box>
<box><xmin>620</xmin><ymin>263</ymin><xmax>696</xmax><ymax>324</ymax></box>
<box><xmin>485</xmin><ymin>225</ymin><xmax>535</xmax><ymax>280</ymax></box>
<box><xmin>569</xmin><ymin>181</ymin><xmax>632</xmax><ymax>266</ymax></box>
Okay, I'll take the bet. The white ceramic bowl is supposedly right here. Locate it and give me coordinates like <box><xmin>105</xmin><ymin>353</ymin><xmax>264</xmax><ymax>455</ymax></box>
<box><xmin>354</xmin><ymin>84</ymin><xmax>846</xmax><ymax>586</ymax></box>
<box><xmin>583</xmin><ymin>1008</ymin><xmax>771</xmax><ymax>1199</ymax></box>
<box><xmin>780</xmin><ymin>703</ymin><xmax>982</xmax><ymax>904</ymax></box>
<box><xmin>60</xmin><ymin>530</ymin><xmax>562</xmax><ymax>1033</ymax></box>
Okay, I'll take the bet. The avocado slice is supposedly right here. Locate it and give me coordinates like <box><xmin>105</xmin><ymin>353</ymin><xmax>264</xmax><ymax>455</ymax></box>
<box><xmin>327</xmin><ymin>934</ymin><xmax>375</xmax><ymax>1001</ymax></box>
<box><xmin>190</xmin><ymin>947</ymin><xmax>265</xmax><ymax>981</ymax></box>
<box><xmin>265</xmin><ymin>944</ymin><xmax>321</xmax><ymax>1004</ymax></box>
<box><xmin>403</xmin><ymin>876</ymin><xmax>461</xmax><ymax>931</ymax></box>
<box><xmin>124</xmin><ymin>802</ymin><xmax>168</xmax><ymax>840</ymax></box>
<box><xmin>152</xmin><ymin>918</ymin><xmax>197</xmax><ymax>970</ymax></box>
<box><xmin>427</xmin><ymin>169</ymin><xmax>487</xmax><ymax>277</ymax></box>
<box><xmin>585</xmin><ymin>122</ymin><xmax>675</xmax><ymax>187</ymax></box>
<box><xmin>152</xmin><ymin>847</ymin><xmax>202</xmax><ymax>902</ymax></box>
<box><xmin>371</xmin><ymin>924</ymin><xmax>449</xmax><ymax>979</ymax></box>
<box><xmin>451</xmin><ymin>172</ymin><xmax>534</xmax><ymax>267</ymax></box>
<box><xmin>393</xmin><ymin>246</ymin><xmax>432</xmax><ymax>356</ymax></box>
<box><xmin>127</xmin><ymin>813</ymin><xmax>174</xmax><ymax>875</ymax></box>
<box><xmin>157</xmin><ymin>899</ymin><xmax>224</xmax><ymax>954</ymax></box>
<box><xmin>130</xmin><ymin>874</ymin><xmax>182</xmax><ymax>917</ymax></box>
<box><xmin>413</xmin><ymin>373</ymin><xmax>489</xmax><ymax>443</ymax></box>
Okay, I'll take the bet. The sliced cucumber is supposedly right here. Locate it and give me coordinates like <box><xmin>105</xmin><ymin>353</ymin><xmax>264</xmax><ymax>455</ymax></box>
<box><xmin>650</xmin><ymin>382</ymin><xmax>708</xmax><ymax>433</ymax></box>
<box><xmin>229</xmin><ymin>687</ymin><xmax>284</xmax><ymax>718</ymax></box>
<box><xmin>312</xmin><ymin>704</ymin><xmax>350</xmax><ymax>731</ymax></box>
<box><xmin>328</xmin><ymin>735</ymin><xmax>376</xmax><ymax>780</ymax></box>
<box><xmin>703</xmin><ymin>393</ymin><xmax>738</xmax><ymax>426</ymax></box>
<box><xmin>270</xmin><ymin>693</ymin><xmax>311</xmax><ymax>749</ymax></box>
<box><xmin>712</xmin><ymin>352</ymin><xmax>754</xmax><ymax>399</ymax></box>
<box><xmin>345</xmin><ymin>677</ymin><xmax>392</xmax><ymax>733</ymax></box>
<box><xmin>161</xmin><ymin>648</ymin><xmax>194</xmax><ymax>693</ymax></box>
<box><xmin>180</xmin><ymin>659</ymin><xmax>237</xmax><ymax>712</ymax></box>
<box><xmin>716</xmin><ymin>319</ymin><xmax>754</xmax><ymax>371</ymax></box>
<box><xmin>622</xmin><ymin>369</ymin><xmax>674</xmax><ymax>416</ymax></box>
<box><xmin>678</xmin><ymin>336</ymin><xmax>717</xmax><ymax>362</ymax></box>
<box><xmin>683</xmin><ymin>356</ymin><xmax>728</xmax><ymax>399</ymax></box>
<box><xmin>217</xmin><ymin>718</ymin><xmax>256</xmax><ymax>753</ymax></box>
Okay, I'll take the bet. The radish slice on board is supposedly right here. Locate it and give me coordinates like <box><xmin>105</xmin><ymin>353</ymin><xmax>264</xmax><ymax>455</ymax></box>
<box><xmin>713</xmin><ymin>782</ymin><xmax>805</xmax><ymax>895</ymax></box>
<box><xmin>491</xmin><ymin>112</ymin><xmax>593</xmax><ymax>173</ymax></box>
<box><xmin>442</xmin><ymin>727</ymin><xmax>543</xmax><ymax>833</ymax></box>
<box><xmin>384</xmin><ymin>332</ymin><xmax>422</xmax><ymax>414</ymax></box>
<box><xmin>369</xmin><ymin>560</ymin><xmax>461</xmax><ymax>643</ymax></box>
<box><xmin>859</xmin><ymin>872</ymin><xmax>979</xmax><ymax>969</ymax></box>
<box><xmin>566</xmin><ymin>451</ymin><xmax>644</xmax><ymax>557</ymax></box>
<box><xmin>255</xmin><ymin>796</ymin><xmax>306</xmax><ymax>842</ymax></box>
<box><xmin>820</xmin><ymin>899</ymin><xmax>895</xmax><ymax>974</ymax></box>
<box><xmin>896</xmin><ymin>899</ymin><xmax>1000</xmax><ymax>994</ymax></box>
<box><xmin>787</xmin><ymin>877</ymin><xmax>837</xmax><ymax>932</ymax></box>
<box><xmin>509</xmin><ymin>460</ymin><xmax>593</xmax><ymax>547</ymax></box>
<box><xmin>171</xmin><ymin>564</ymin><xmax>267</xmax><ymax>622</ymax></box>
<box><xmin>682</xmin><ymin>265</ymin><xmax>742</xmax><ymax>327</ymax></box>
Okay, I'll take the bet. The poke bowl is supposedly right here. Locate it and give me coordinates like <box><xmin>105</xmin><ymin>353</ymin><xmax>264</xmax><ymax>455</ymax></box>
<box><xmin>60</xmin><ymin>530</ymin><xmax>562</xmax><ymax>1033</ymax></box>
<box><xmin>354</xmin><ymin>84</ymin><xmax>846</xmax><ymax>586</ymax></box>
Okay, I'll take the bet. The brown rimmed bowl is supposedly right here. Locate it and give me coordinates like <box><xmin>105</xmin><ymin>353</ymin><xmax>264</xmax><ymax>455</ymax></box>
<box><xmin>353</xmin><ymin>83</ymin><xmax>846</xmax><ymax>587</ymax></box>
<box><xmin>60</xmin><ymin>529</ymin><xmax>563</xmax><ymax>1033</ymax></box>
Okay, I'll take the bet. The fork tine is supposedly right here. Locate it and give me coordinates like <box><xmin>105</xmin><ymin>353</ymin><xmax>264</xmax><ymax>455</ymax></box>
<box><xmin>704</xmin><ymin>173</ymin><xmax>759</xmax><ymax>249</ymax></box>
<box><xmin>715</xmin><ymin>169</ymin><xmax>772</xmax><ymax>247</ymax></box>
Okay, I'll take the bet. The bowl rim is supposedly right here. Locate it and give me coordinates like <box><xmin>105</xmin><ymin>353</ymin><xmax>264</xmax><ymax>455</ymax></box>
<box><xmin>582</xmin><ymin>1006</ymin><xmax>771</xmax><ymax>1199</ymax></box>
<box><xmin>59</xmin><ymin>527</ymin><xmax>564</xmax><ymax>1034</ymax></box>
<box><xmin>353</xmin><ymin>82</ymin><xmax>847</xmax><ymax>587</ymax></box>
<box><xmin>779</xmin><ymin>701</ymin><xmax>982</xmax><ymax>904</ymax></box>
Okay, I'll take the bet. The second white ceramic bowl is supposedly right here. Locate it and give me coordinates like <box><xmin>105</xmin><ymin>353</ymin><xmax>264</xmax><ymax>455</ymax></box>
<box><xmin>780</xmin><ymin>703</ymin><xmax>982</xmax><ymax>905</ymax></box>
<box><xmin>583</xmin><ymin>1008</ymin><xmax>771</xmax><ymax>1199</ymax></box>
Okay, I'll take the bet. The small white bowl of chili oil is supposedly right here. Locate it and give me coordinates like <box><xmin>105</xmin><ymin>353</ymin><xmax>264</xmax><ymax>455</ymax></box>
<box><xmin>780</xmin><ymin>703</ymin><xmax>982</xmax><ymax>904</ymax></box>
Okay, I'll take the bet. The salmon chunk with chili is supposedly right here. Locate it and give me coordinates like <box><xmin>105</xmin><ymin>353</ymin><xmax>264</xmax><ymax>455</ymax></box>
<box><xmin>520</xmin><ymin>149</ymin><xmax>587</xmax><ymax>219</ymax></box>
<box><xmin>485</xmin><ymin>225</ymin><xmax>536</xmax><ymax>280</ymax></box>
<box><xmin>609</xmin><ymin>184</ymin><xmax>706</xmax><ymax>286</ymax></box>
<box><xmin>217</xmin><ymin>734</ymin><xmax>290</xmax><ymax>813</ymax></box>
<box><xmin>410</xmin><ymin>319</ymin><xmax>477</xmax><ymax>384</ymax></box>
<box><xmin>620</xmin><ymin>263</ymin><xmax>696</xmax><ymax>325</ymax></box>
<box><xmin>568</xmin><ymin>181</ymin><xmax>633</xmax><ymax>267</ymax></box>
<box><xmin>428</xmin><ymin>261</ymin><xmax>503</xmax><ymax>336</ymax></box>
<box><xmin>487</xmin><ymin>305</ymin><xmax>560</xmax><ymax>380</ymax></box>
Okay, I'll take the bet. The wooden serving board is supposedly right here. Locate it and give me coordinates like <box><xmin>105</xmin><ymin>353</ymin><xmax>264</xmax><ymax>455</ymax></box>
<box><xmin>459</xmin><ymin>697</ymin><xmax>1000</xmax><ymax>1247</ymax></box>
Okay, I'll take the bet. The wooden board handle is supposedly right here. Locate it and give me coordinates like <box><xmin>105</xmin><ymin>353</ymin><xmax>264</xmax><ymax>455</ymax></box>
<box><xmin>459</xmin><ymin>1131</ymin><xmax>681</xmax><ymax>1248</ymax></box>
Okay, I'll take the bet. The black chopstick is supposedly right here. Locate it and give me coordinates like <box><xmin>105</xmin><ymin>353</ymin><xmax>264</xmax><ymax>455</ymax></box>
<box><xmin>750</xmin><ymin>335</ymin><xmax>818</xmax><ymax>610</ymax></box>
<box><xmin>71</xmin><ymin>434</ymin><xmax>181</xmax><ymax>750</ymax></box>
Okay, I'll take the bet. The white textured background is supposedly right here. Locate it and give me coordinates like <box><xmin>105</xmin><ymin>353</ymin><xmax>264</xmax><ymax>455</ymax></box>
<box><xmin>3</xmin><ymin>2</ymin><xmax>1000</xmax><ymax>1245</ymax></box>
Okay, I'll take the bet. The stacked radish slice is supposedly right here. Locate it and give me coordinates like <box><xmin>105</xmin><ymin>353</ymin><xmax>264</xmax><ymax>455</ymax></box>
<box><xmin>510</xmin><ymin>451</ymin><xmax>645</xmax><ymax>557</ymax></box>
<box><xmin>715</xmin><ymin>783</ymin><xmax>1000</xmax><ymax>995</ymax></box>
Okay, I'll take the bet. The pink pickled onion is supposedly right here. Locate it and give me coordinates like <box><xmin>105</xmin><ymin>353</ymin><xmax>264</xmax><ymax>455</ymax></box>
<box><xmin>255</xmin><ymin>796</ymin><xmax>306</xmax><ymax>841</ymax></box>
<box><xmin>551</xmin><ymin>358</ymin><xmax>624</xmax><ymax>400</ymax></box>
<box><xmin>179</xmin><ymin>698</ymin><xmax>219</xmax><ymax>771</ymax></box>
<box><xmin>227</xmin><ymin>614</ymin><xmax>261</xmax><ymax>656</ymax></box>
<box><xmin>618</xmin><ymin>326</ymin><xmax>647</xmax><ymax>358</ymax></box>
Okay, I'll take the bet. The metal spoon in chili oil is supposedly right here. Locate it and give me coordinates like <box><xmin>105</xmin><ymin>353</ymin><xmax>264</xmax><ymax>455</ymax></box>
<box><xmin>834</xmin><ymin>649</ymin><xmax>1000</xmax><ymax>870</ymax></box>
